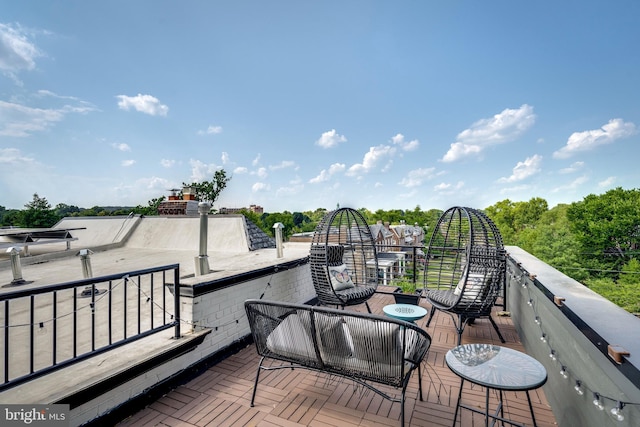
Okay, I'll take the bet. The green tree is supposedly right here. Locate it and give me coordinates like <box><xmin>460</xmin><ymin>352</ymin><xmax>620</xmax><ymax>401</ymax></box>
<box><xmin>183</xmin><ymin>169</ymin><xmax>231</xmax><ymax>207</ymax></box>
<box><xmin>485</xmin><ymin>199</ymin><xmax>517</xmax><ymax>244</ymax></box>
<box><xmin>55</xmin><ymin>203</ymin><xmax>81</xmax><ymax>217</ymax></box>
<box><xmin>261</xmin><ymin>212</ymin><xmax>295</xmax><ymax>239</ymax></box>
<box><xmin>567</xmin><ymin>187</ymin><xmax>640</xmax><ymax>278</ymax></box>
<box><xmin>134</xmin><ymin>196</ymin><xmax>166</xmax><ymax>216</ymax></box>
<box><xmin>618</xmin><ymin>258</ymin><xmax>640</xmax><ymax>286</ymax></box>
<box><xmin>19</xmin><ymin>194</ymin><xmax>59</xmax><ymax>228</ymax></box>
<box><xmin>527</xmin><ymin>204</ymin><xmax>587</xmax><ymax>281</ymax></box>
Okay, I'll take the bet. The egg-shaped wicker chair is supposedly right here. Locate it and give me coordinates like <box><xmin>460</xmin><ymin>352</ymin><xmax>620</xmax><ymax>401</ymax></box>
<box><xmin>423</xmin><ymin>206</ymin><xmax>506</xmax><ymax>344</ymax></box>
<box><xmin>309</xmin><ymin>208</ymin><xmax>378</xmax><ymax>312</ymax></box>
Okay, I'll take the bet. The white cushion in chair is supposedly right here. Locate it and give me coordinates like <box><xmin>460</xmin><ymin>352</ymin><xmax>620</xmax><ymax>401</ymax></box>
<box><xmin>454</xmin><ymin>272</ymin><xmax>486</xmax><ymax>300</ymax></box>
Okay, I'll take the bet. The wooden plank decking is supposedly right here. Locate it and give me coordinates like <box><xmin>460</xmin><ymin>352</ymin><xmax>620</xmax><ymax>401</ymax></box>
<box><xmin>117</xmin><ymin>290</ymin><xmax>557</xmax><ymax>426</ymax></box>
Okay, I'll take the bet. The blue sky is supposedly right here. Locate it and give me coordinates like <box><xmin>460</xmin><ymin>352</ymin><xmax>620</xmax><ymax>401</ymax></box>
<box><xmin>1</xmin><ymin>1</ymin><xmax>639</xmax><ymax>213</ymax></box>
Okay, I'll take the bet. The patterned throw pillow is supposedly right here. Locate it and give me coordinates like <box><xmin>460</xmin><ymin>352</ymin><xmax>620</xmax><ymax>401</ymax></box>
<box><xmin>328</xmin><ymin>263</ymin><xmax>355</xmax><ymax>291</ymax></box>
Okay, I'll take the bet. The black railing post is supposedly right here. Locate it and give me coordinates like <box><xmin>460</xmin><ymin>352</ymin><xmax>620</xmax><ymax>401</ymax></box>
<box><xmin>91</xmin><ymin>284</ymin><xmax>96</xmax><ymax>351</ymax></box>
<box><xmin>173</xmin><ymin>266</ymin><xmax>181</xmax><ymax>339</ymax></box>
<box><xmin>137</xmin><ymin>276</ymin><xmax>141</xmax><ymax>335</ymax></box>
<box><xmin>53</xmin><ymin>292</ymin><xmax>57</xmax><ymax>365</ymax></box>
<box><xmin>4</xmin><ymin>300</ymin><xmax>8</xmax><ymax>383</ymax></box>
<box><xmin>108</xmin><ymin>280</ymin><xmax>113</xmax><ymax>345</ymax></box>
<box><xmin>30</xmin><ymin>295</ymin><xmax>34</xmax><ymax>374</ymax></box>
<box><xmin>412</xmin><ymin>246</ymin><xmax>418</xmax><ymax>284</ymax></box>
<box><xmin>123</xmin><ymin>276</ymin><xmax>128</xmax><ymax>339</ymax></box>
<box><xmin>73</xmin><ymin>289</ymin><xmax>77</xmax><ymax>358</ymax></box>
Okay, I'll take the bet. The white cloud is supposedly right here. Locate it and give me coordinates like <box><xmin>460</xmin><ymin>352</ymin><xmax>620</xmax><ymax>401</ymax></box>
<box><xmin>442</xmin><ymin>104</ymin><xmax>536</xmax><ymax>162</ymax></box>
<box><xmin>112</xmin><ymin>142</ymin><xmax>131</xmax><ymax>152</ymax></box>
<box><xmin>116</xmin><ymin>94</ymin><xmax>168</xmax><ymax>116</ymax></box>
<box><xmin>270</xmin><ymin>160</ymin><xmax>296</xmax><ymax>170</ymax></box>
<box><xmin>189</xmin><ymin>159</ymin><xmax>220</xmax><ymax>182</ymax></box>
<box><xmin>160</xmin><ymin>159</ymin><xmax>175</xmax><ymax>168</ymax></box>
<box><xmin>346</xmin><ymin>145</ymin><xmax>396</xmax><ymax>176</ymax></box>
<box><xmin>276</xmin><ymin>184</ymin><xmax>304</xmax><ymax>197</ymax></box>
<box><xmin>0</xmin><ymin>147</ymin><xmax>36</xmax><ymax>165</ymax></box>
<box><xmin>252</xmin><ymin>182</ymin><xmax>271</xmax><ymax>192</ymax></box>
<box><xmin>497</xmin><ymin>154</ymin><xmax>543</xmax><ymax>183</ymax></box>
<box><xmin>0</xmin><ymin>98</ymin><xmax>96</xmax><ymax>137</ymax></box>
<box><xmin>233</xmin><ymin>166</ymin><xmax>248</xmax><ymax>174</ymax></box>
<box><xmin>309</xmin><ymin>170</ymin><xmax>330</xmax><ymax>184</ymax></box>
<box><xmin>0</xmin><ymin>101</ymin><xmax>62</xmax><ymax>136</ymax></box>
<box><xmin>398</xmin><ymin>167</ymin><xmax>436</xmax><ymax>188</ymax></box>
<box><xmin>309</xmin><ymin>163</ymin><xmax>346</xmax><ymax>184</ymax></box>
<box><xmin>0</xmin><ymin>23</ymin><xmax>43</xmax><ymax>83</ymax></box>
<box><xmin>598</xmin><ymin>176</ymin><xmax>616</xmax><ymax>188</ymax></box>
<box><xmin>551</xmin><ymin>175</ymin><xmax>589</xmax><ymax>192</ymax></box>
<box><xmin>328</xmin><ymin>163</ymin><xmax>346</xmax><ymax>174</ymax></box>
<box><xmin>434</xmin><ymin>181</ymin><xmax>465</xmax><ymax>192</ymax></box>
<box><xmin>251</xmin><ymin>167</ymin><xmax>268</xmax><ymax>179</ymax></box>
<box><xmin>252</xmin><ymin>154</ymin><xmax>261</xmax><ymax>166</ymax></box>
<box><xmin>316</xmin><ymin>129</ymin><xmax>347</xmax><ymax>148</ymax></box>
<box><xmin>391</xmin><ymin>133</ymin><xmax>419</xmax><ymax>151</ymax></box>
<box><xmin>198</xmin><ymin>125</ymin><xmax>222</xmax><ymax>135</ymax></box>
<box><xmin>559</xmin><ymin>161</ymin><xmax>584</xmax><ymax>174</ymax></box>
<box><xmin>499</xmin><ymin>184</ymin><xmax>533</xmax><ymax>195</ymax></box>
<box><xmin>553</xmin><ymin>118</ymin><xmax>636</xmax><ymax>159</ymax></box>
<box><xmin>121</xmin><ymin>159</ymin><xmax>136</xmax><ymax>167</ymax></box>
<box><xmin>221</xmin><ymin>152</ymin><xmax>230</xmax><ymax>164</ymax></box>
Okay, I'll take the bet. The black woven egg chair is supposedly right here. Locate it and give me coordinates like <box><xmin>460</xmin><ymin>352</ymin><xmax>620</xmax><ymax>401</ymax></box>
<box><xmin>309</xmin><ymin>208</ymin><xmax>378</xmax><ymax>313</ymax></box>
<box><xmin>423</xmin><ymin>206</ymin><xmax>506</xmax><ymax>344</ymax></box>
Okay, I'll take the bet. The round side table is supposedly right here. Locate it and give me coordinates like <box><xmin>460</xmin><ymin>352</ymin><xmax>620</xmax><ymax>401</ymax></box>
<box><xmin>383</xmin><ymin>303</ymin><xmax>427</xmax><ymax>323</ymax></box>
<box><xmin>446</xmin><ymin>343</ymin><xmax>547</xmax><ymax>427</ymax></box>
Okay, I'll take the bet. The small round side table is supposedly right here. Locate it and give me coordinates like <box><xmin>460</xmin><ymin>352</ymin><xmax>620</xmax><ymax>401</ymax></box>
<box><xmin>446</xmin><ymin>343</ymin><xmax>547</xmax><ymax>427</ymax></box>
<box><xmin>383</xmin><ymin>303</ymin><xmax>428</xmax><ymax>323</ymax></box>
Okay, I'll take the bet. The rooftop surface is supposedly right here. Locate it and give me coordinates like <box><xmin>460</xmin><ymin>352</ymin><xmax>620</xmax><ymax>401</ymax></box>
<box><xmin>116</xmin><ymin>290</ymin><xmax>557</xmax><ymax>427</ymax></box>
<box><xmin>0</xmin><ymin>215</ymin><xmax>310</xmax><ymax>291</ymax></box>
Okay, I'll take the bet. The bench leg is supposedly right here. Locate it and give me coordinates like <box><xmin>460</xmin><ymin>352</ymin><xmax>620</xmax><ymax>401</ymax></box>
<box><xmin>418</xmin><ymin>363</ymin><xmax>424</xmax><ymax>401</ymax></box>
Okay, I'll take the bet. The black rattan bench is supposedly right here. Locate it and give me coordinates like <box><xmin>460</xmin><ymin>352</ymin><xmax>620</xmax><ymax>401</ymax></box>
<box><xmin>245</xmin><ymin>299</ymin><xmax>432</xmax><ymax>426</ymax></box>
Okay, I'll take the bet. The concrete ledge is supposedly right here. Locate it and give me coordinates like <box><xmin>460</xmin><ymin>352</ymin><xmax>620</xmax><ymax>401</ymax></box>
<box><xmin>0</xmin><ymin>328</ymin><xmax>211</xmax><ymax>407</ymax></box>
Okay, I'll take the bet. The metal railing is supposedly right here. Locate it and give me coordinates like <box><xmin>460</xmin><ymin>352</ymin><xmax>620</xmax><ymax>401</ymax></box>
<box><xmin>374</xmin><ymin>244</ymin><xmax>426</xmax><ymax>285</ymax></box>
<box><xmin>0</xmin><ymin>264</ymin><xmax>181</xmax><ymax>392</ymax></box>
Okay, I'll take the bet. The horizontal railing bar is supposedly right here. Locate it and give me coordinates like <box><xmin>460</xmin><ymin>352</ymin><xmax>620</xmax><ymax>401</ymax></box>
<box><xmin>0</xmin><ymin>264</ymin><xmax>180</xmax><ymax>301</ymax></box>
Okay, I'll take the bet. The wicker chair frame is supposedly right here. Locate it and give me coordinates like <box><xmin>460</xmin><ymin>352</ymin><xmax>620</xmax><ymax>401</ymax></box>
<box><xmin>309</xmin><ymin>208</ymin><xmax>378</xmax><ymax>312</ymax></box>
<box><xmin>423</xmin><ymin>206</ymin><xmax>506</xmax><ymax>345</ymax></box>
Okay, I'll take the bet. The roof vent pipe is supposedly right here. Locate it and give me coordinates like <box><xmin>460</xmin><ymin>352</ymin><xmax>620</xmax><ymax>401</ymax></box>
<box><xmin>77</xmin><ymin>249</ymin><xmax>105</xmax><ymax>297</ymax></box>
<box><xmin>6</xmin><ymin>247</ymin><xmax>26</xmax><ymax>285</ymax></box>
<box><xmin>195</xmin><ymin>202</ymin><xmax>211</xmax><ymax>276</ymax></box>
<box><xmin>273</xmin><ymin>222</ymin><xmax>284</xmax><ymax>258</ymax></box>
<box><xmin>77</xmin><ymin>249</ymin><xmax>94</xmax><ymax>279</ymax></box>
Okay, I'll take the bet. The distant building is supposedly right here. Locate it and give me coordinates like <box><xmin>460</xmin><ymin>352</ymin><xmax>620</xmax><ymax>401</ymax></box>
<box><xmin>157</xmin><ymin>186</ymin><xmax>199</xmax><ymax>215</ymax></box>
<box><xmin>219</xmin><ymin>205</ymin><xmax>264</xmax><ymax>215</ymax></box>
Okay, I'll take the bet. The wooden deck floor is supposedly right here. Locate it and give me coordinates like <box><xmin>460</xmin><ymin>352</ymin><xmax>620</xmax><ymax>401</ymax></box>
<box><xmin>117</xmin><ymin>291</ymin><xmax>557</xmax><ymax>426</ymax></box>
